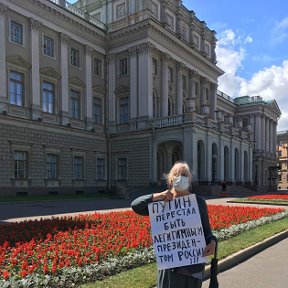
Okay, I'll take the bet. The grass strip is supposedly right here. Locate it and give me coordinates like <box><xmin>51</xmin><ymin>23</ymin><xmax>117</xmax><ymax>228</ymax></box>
<box><xmin>81</xmin><ymin>217</ymin><xmax>288</xmax><ymax>288</ymax></box>
<box><xmin>228</xmin><ymin>198</ymin><xmax>288</xmax><ymax>206</ymax></box>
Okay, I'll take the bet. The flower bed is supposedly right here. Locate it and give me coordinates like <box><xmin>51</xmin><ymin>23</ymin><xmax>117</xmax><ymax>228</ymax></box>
<box><xmin>0</xmin><ymin>205</ymin><xmax>286</xmax><ymax>287</ymax></box>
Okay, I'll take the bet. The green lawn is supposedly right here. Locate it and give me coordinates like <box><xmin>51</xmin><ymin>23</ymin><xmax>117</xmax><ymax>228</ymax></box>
<box><xmin>81</xmin><ymin>217</ymin><xmax>288</xmax><ymax>288</ymax></box>
<box><xmin>228</xmin><ymin>198</ymin><xmax>288</xmax><ymax>206</ymax></box>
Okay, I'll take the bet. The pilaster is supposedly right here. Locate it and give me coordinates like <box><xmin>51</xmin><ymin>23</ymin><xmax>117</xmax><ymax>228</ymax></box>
<box><xmin>161</xmin><ymin>52</ymin><xmax>170</xmax><ymax>117</ymax></box>
<box><xmin>85</xmin><ymin>45</ymin><xmax>93</xmax><ymax>129</ymax></box>
<box><xmin>30</xmin><ymin>18</ymin><xmax>42</xmax><ymax>120</ymax></box>
<box><xmin>138</xmin><ymin>42</ymin><xmax>154</xmax><ymax>118</ymax></box>
<box><xmin>107</xmin><ymin>53</ymin><xmax>116</xmax><ymax>124</ymax></box>
<box><xmin>210</xmin><ymin>83</ymin><xmax>217</xmax><ymax>120</ymax></box>
<box><xmin>176</xmin><ymin>62</ymin><xmax>185</xmax><ymax>115</ymax></box>
<box><xmin>60</xmin><ymin>33</ymin><xmax>70</xmax><ymax>125</ymax></box>
<box><xmin>129</xmin><ymin>46</ymin><xmax>138</xmax><ymax>119</ymax></box>
<box><xmin>0</xmin><ymin>4</ymin><xmax>7</xmax><ymax>108</ymax></box>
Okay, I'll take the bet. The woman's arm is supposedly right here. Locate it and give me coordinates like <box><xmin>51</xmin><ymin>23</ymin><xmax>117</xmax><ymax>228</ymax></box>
<box><xmin>131</xmin><ymin>191</ymin><xmax>171</xmax><ymax>216</ymax></box>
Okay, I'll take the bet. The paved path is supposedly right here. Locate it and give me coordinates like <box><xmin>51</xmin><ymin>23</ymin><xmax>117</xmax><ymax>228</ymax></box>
<box><xmin>1</xmin><ymin>196</ymin><xmax>287</xmax><ymax>223</ymax></box>
<box><xmin>202</xmin><ymin>238</ymin><xmax>288</xmax><ymax>288</ymax></box>
<box><xmin>0</xmin><ymin>198</ymin><xmax>132</xmax><ymax>223</ymax></box>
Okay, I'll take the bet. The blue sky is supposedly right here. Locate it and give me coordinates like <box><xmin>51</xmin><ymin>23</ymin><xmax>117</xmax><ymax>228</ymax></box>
<box><xmin>67</xmin><ymin>0</ymin><xmax>288</xmax><ymax>131</ymax></box>
<box><xmin>182</xmin><ymin>0</ymin><xmax>288</xmax><ymax>131</ymax></box>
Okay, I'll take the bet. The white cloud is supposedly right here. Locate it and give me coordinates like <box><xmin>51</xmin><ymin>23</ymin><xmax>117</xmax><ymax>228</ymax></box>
<box><xmin>216</xmin><ymin>29</ymin><xmax>288</xmax><ymax>131</ymax></box>
<box><xmin>271</xmin><ymin>17</ymin><xmax>288</xmax><ymax>45</ymax></box>
<box><xmin>240</xmin><ymin>60</ymin><xmax>288</xmax><ymax>131</ymax></box>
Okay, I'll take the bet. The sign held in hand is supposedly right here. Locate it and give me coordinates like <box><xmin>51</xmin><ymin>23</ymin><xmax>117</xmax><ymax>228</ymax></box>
<box><xmin>148</xmin><ymin>194</ymin><xmax>208</xmax><ymax>270</ymax></box>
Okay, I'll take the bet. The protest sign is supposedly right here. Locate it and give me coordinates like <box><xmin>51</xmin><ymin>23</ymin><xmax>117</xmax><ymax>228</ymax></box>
<box><xmin>148</xmin><ymin>194</ymin><xmax>208</xmax><ymax>270</ymax></box>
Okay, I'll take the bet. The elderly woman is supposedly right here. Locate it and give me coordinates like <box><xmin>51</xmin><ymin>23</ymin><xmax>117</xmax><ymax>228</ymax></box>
<box><xmin>131</xmin><ymin>161</ymin><xmax>217</xmax><ymax>288</ymax></box>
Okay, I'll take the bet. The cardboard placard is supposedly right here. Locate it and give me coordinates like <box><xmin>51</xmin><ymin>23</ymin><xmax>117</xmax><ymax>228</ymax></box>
<box><xmin>148</xmin><ymin>194</ymin><xmax>208</xmax><ymax>270</ymax></box>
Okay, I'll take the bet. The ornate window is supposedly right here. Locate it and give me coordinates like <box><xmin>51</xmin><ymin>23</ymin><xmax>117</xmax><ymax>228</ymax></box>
<box><xmin>118</xmin><ymin>158</ymin><xmax>127</xmax><ymax>180</ymax></box>
<box><xmin>42</xmin><ymin>81</ymin><xmax>55</xmax><ymax>113</ymax></box>
<box><xmin>14</xmin><ymin>151</ymin><xmax>28</xmax><ymax>179</ymax></box>
<box><xmin>10</xmin><ymin>20</ymin><xmax>23</xmax><ymax>45</ymax></box>
<box><xmin>96</xmin><ymin>158</ymin><xmax>105</xmax><ymax>180</ymax></box>
<box><xmin>70</xmin><ymin>89</ymin><xmax>81</xmax><ymax>119</ymax></box>
<box><xmin>73</xmin><ymin>156</ymin><xmax>84</xmax><ymax>180</ymax></box>
<box><xmin>9</xmin><ymin>71</ymin><xmax>24</xmax><ymax>106</ymax></box>
<box><xmin>119</xmin><ymin>97</ymin><xmax>129</xmax><ymax>123</ymax></box>
<box><xmin>119</xmin><ymin>58</ymin><xmax>128</xmax><ymax>76</ymax></box>
<box><xmin>93</xmin><ymin>97</ymin><xmax>102</xmax><ymax>124</ymax></box>
<box><xmin>94</xmin><ymin>58</ymin><xmax>102</xmax><ymax>76</ymax></box>
<box><xmin>43</xmin><ymin>35</ymin><xmax>54</xmax><ymax>57</ymax></box>
<box><xmin>46</xmin><ymin>154</ymin><xmax>58</xmax><ymax>179</ymax></box>
<box><xmin>70</xmin><ymin>48</ymin><xmax>80</xmax><ymax>67</ymax></box>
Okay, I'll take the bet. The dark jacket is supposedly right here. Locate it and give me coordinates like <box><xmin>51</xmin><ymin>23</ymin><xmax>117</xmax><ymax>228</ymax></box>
<box><xmin>131</xmin><ymin>193</ymin><xmax>217</xmax><ymax>276</ymax></box>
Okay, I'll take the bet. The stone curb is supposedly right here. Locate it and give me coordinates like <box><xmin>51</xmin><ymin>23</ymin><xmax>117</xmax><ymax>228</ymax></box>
<box><xmin>203</xmin><ymin>229</ymin><xmax>288</xmax><ymax>280</ymax></box>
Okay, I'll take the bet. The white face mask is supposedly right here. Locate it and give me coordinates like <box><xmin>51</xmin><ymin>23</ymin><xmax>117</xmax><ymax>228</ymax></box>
<box><xmin>172</xmin><ymin>176</ymin><xmax>190</xmax><ymax>191</ymax></box>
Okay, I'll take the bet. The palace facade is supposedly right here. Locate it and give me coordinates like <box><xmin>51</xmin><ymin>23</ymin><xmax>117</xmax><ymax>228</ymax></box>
<box><xmin>0</xmin><ymin>0</ymin><xmax>281</xmax><ymax>196</ymax></box>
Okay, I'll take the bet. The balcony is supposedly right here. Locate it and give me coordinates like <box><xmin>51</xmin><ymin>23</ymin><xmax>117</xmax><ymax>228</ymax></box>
<box><xmin>108</xmin><ymin>112</ymin><xmax>250</xmax><ymax>141</ymax></box>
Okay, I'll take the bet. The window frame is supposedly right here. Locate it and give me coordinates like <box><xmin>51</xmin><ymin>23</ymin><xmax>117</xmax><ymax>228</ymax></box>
<box><xmin>93</xmin><ymin>58</ymin><xmax>102</xmax><ymax>77</ymax></box>
<box><xmin>93</xmin><ymin>97</ymin><xmax>103</xmax><ymax>124</ymax></box>
<box><xmin>9</xmin><ymin>70</ymin><xmax>24</xmax><ymax>107</ymax></box>
<box><xmin>46</xmin><ymin>153</ymin><xmax>59</xmax><ymax>180</ymax></box>
<box><xmin>70</xmin><ymin>47</ymin><xmax>80</xmax><ymax>68</ymax></box>
<box><xmin>42</xmin><ymin>80</ymin><xmax>55</xmax><ymax>114</ymax></box>
<box><xmin>9</xmin><ymin>19</ymin><xmax>24</xmax><ymax>46</ymax></box>
<box><xmin>73</xmin><ymin>156</ymin><xmax>84</xmax><ymax>180</ymax></box>
<box><xmin>42</xmin><ymin>34</ymin><xmax>55</xmax><ymax>58</ymax></box>
<box><xmin>14</xmin><ymin>150</ymin><xmax>28</xmax><ymax>179</ymax></box>
<box><xmin>119</xmin><ymin>97</ymin><xmax>129</xmax><ymax>124</ymax></box>
<box><xmin>96</xmin><ymin>157</ymin><xmax>106</xmax><ymax>180</ymax></box>
<box><xmin>70</xmin><ymin>88</ymin><xmax>81</xmax><ymax>119</ymax></box>
<box><xmin>119</xmin><ymin>57</ymin><xmax>128</xmax><ymax>76</ymax></box>
<box><xmin>117</xmin><ymin>157</ymin><xmax>127</xmax><ymax>180</ymax></box>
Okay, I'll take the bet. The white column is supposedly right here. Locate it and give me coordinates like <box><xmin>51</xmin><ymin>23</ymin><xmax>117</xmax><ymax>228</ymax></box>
<box><xmin>138</xmin><ymin>42</ymin><xmax>154</xmax><ymax>118</ymax></box>
<box><xmin>85</xmin><ymin>45</ymin><xmax>93</xmax><ymax>129</ymax></box>
<box><xmin>273</xmin><ymin>121</ymin><xmax>277</xmax><ymax>153</ymax></box>
<box><xmin>230</xmin><ymin>140</ymin><xmax>235</xmax><ymax>182</ymax></box>
<box><xmin>0</xmin><ymin>4</ymin><xmax>7</xmax><ymax>108</ymax></box>
<box><xmin>192</xmin><ymin>135</ymin><xmax>198</xmax><ymax>181</ymax></box>
<box><xmin>129</xmin><ymin>46</ymin><xmax>138</xmax><ymax>119</ymax></box>
<box><xmin>240</xmin><ymin>141</ymin><xmax>244</xmax><ymax>182</ymax></box>
<box><xmin>210</xmin><ymin>83</ymin><xmax>217</xmax><ymax>120</ymax></box>
<box><xmin>200</xmin><ymin>77</ymin><xmax>208</xmax><ymax>114</ymax></box>
<box><xmin>30</xmin><ymin>19</ymin><xmax>42</xmax><ymax>120</ymax></box>
<box><xmin>219</xmin><ymin>137</ymin><xmax>224</xmax><ymax>181</ymax></box>
<box><xmin>261</xmin><ymin>115</ymin><xmax>266</xmax><ymax>151</ymax></box>
<box><xmin>249</xmin><ymin>144</ymin><xmax>253</xmax><ymax>183</ymax></box>
<box><xmin>107</xmin><ymin>53</ymin><xmax>116</xmax><ymax>124</ymax></box>
<box><xmin>176</xmin><ymin>62</ymin><xmax>184</xmax><ymax>115</ymax></box>
<box><xmin>255</xmin><ymin>113</ymin><xmax>261</xmax><ymax>150</ymax></box>
<box><xmin>270</xmin><ymin>120</ymin><xmax>274</xmax><ymax>153</ymax></box>
<box><xmin>206</xmin><ymin>135</ymin><xmax>212</xmax><ymax>182</ymax></box>
<box><xmin>161</xmin><ymin>53</ymin><xmax>169</xmax><ymax>117</ymax></box>
<box><xmin>60</xmin><ymin>33</ymin><xmax>70</xmax><ymax>125</ymax></box>
<box><xmin>265</xmin><ymin>117</ymin><xmax>270</xmax><ymax>152</ymax></box>
<box><xmin>187</xmin><ymin>70</ymin><xmax>198</xmax><ymax>112</ymax></box>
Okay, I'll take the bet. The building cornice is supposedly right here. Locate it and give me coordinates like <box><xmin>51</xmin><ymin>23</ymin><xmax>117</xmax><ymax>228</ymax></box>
<box><xmin>4</xmin><ymin>0</ymin><xmax>106</xmax><ymax>42</ymax></box>
<box><xmin>108</xmin><ymin>18</ymin><xmax>224</xmax><ymax>82</ymax></box>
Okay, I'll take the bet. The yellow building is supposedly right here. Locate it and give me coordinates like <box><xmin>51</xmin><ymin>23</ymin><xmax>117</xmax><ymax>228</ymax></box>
<box><xmin>277</xmin><ymin>131</ymin><xmax>288</xmax><ymax>190</ymax></box>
